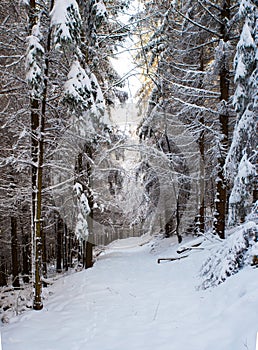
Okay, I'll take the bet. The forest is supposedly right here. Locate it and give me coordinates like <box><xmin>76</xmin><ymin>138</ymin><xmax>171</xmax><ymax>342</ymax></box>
<box><xmin>0</xmin><ymin>0</ymin><xmax>257</xmax><ymax>341</ymax></box>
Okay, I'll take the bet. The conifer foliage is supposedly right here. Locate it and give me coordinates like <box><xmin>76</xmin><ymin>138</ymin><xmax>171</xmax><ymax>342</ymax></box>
<box><xmin>225</xmin><ymin>0</ymin><xmax>258</xmax><ymax>225</ymax></box>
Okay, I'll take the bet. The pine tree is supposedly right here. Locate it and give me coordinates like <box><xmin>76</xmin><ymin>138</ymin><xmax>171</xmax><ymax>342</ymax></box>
<box><xmin>26</xmin><ymin>4</ymin><xmax>46</xmax><ymax>310</ymax></box>
<box><xmin>225</xmin><ymin>0</ymin><xmax>258</xmax><ymax>225</ymax></box>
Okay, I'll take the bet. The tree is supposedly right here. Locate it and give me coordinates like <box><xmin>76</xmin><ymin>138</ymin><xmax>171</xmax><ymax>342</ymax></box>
<box><xmin>51</xmin><ymin>0</ymin><xmax>130</xmax><ymax>265</ymax></box>
<box><xmin>225</xmin><ymin>0</ymin><xmax>258</xmax><ymax>225</ymax></box>
<box><xmin>135</xmin><ymin>0</ymin><xmax>240</xmax><ymax>239</ymax></box>
<box><xmin>0</xmin><ymin>0</ymin><xmax>33</xmax><ymax>289</ymax></box>
<box><xmin>25</xmin><ymin>0</ymin><xmax>53</xmax><ymax>310</ymax></box>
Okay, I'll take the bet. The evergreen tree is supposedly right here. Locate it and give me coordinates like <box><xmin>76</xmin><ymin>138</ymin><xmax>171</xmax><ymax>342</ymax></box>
<box><xmin>225</xmin><ymin>0</ymin><xmax>258</xmax><ymax>225</ymax></box>
<box><xmin>136</xmin><ymin>0</ymin><xmax>240</xmax><ymax>239</ymax></box>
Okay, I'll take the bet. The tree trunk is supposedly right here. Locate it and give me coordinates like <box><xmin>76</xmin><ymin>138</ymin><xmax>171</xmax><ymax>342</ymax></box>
<box><xmin>19</xmin><ymin>212</ymin><xmax>30</xmax><ymax>284</ymax></box>
<box><xmin>28</xmin><ymin>0</ymin><xmax>40</xmax><ymax>284</ymax></box>
<box><xmin>67</xmin><ymin>230</ymin><xmax>73</xmax><ymax>268</ymax></box>
<box><xmin>28</xmin><ymin>0</ymin><xmax>42</xmax><ymax>311</ymax></box>
<box><xmin>0</xmin><ymin>256</ymin><xmax>7</xmax><ymax>287</ymax></box>
<box><xmin>197</xmin><ymin>48</ymin><xmax>205</xmax><ymax>234</ymax></box>
<box><xmin>175</xmin><ymin>199</ymin><xmax>182</xmax><ymax>244</ymax></box>
<box><xmin>41</xmin><ymin>227</ymin><xmax>48</xmax><ymax>286</ymax></box>
<box><xmin>198</xmin><ymin>125</ymin><xmax>205</xmax><ymax>234</ymax></box>
<box><xmin>63</xmin><ymin>224</ymin><xmax>68</xmax><ymax>271</ymax></box>
<box><xmin>86</xmin><ymin>241</ymin><xmax>94</xmax><ymax>269</ymax></box>
<box><xmin>22</xmin><ymin>233</ymin><xmax>30</xmax><ymax>284</ymax></box>
<box><xmin>33</xmin><ymin>134</ymin><xmax>44</xmax><ymax>310</ymax></box>
<box><xmin>213</xmin><ymin>0</ymin><xmax>231</xmax><ymax>239</ymax></box>
<box><xmin>85</xmin><ymin>210</ymin><xmax>94</xmax><ymax>269</ymax></box>
<box><xmin>30</xmin><ymin>0</ymin><xmax>54</xmax><ymax>311</ymax></box>
<box><xmin>11</xmin><ymin>217</ymin><xmax>20</xmax><ymax>288</ymax></box>
<box><xmin>56</xmin><ymin>217</ymin><xmax>63</xmax><ymax>273</ymax></box>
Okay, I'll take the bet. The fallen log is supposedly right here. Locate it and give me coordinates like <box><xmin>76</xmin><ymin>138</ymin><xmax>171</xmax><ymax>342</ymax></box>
<box><xmin>177</xmin><ymin>241</ymin><xmax>203</xmax><ymax>254</ymax></box>
<box><xmin>157</xmin><ymin>255</ymin><xmax>188</xmax><ymax>264</ymax></box>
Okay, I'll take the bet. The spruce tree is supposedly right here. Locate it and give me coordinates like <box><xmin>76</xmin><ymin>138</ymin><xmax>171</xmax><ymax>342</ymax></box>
<box><xmin>225</xmin><ymin>0</ymin><xmax>258</xmax><ymax>225</ymax></box>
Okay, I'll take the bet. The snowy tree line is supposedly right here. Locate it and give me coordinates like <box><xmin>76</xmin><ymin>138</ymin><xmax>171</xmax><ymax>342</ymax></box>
<box><xmin>0</xmin><ymin>0</ymin><xmax>257</xmax><ymax>311</ymax></box>
<box><xmin>0</xmin><ymin>0</ymin><xmax>130</xmax><ymax>309</ymax></box>
<box><xmin>135</xmin><ymin>0</ymin><xmax>257</xmax><ymax>237</ymax></box>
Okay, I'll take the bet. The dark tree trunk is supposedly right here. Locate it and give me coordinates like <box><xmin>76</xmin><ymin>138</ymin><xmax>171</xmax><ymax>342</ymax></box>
<box><xmin>82</xmin><ymin>240</ymin><xmax>86</xmax><ymax>268</ymax></box>
<box><xmin>0</xmin><ymin>256</ymin><xmax>7</xmax><ymax>287</ymax></box>
<box><xmin>175</xmin><ymin>199</ymin><xmax>182</xmax><ymax>244</ymax></box>
<box><xmin>56</xmin><ymin>217</ymin><xmax>63</xmax><ymax>273</ymax></box>
<box><xmin>67</xmin><ymin>230</ymin><xmax>73</xmax><ymax>268</ymax></box>
<box><xmin>198</xmin><ymin>125</ymin><xmax>205</xmax><ymax>234</ymax></box>
<box><xmin>31</xmin><ymin>0</ymin><xmax>54</xmax><ymax>311</ymax></box>
<box><xmin>213</xmin><ymin>0</ymin><xmax>231</xmax><ymax>239</ymax></box>
<box><xmin>196</xmin><ymin>48</ymin><xmax>205</xmax><ymax>234</ymax></box>
<box><xmin>28</xmin><ymin>0</ymin><xmax>42</xmax><ymax>311</ymax></box>
<box><xmin>19</xmin><ymin>211</ymin><xmax>30</xmax><ymax>284</ymax></box>
<box><xmin>22</xmin><ymin>233</ymin><xmax>30</xmax><ymax>284</ymax></box>
<box><xmin>41</xmin><ymin>227</ymin><xmax>48</xmax><ymax>286</ymax></box>
<box><xmin>86</xmin><ymin>241</ymin><xmax>94</xmax><ymax>269</ymax></box>
<box><xmin>11</xmin><ymin>217</ymin><xmax>20</xmax><ymax>288</ymax></box>
<box><xmin>29</xmin><ymin>0</ymin><xmax>40</xmax><ymax>242</ymax></box>
<box><xmin>63</xmin><ymin>224</ymin><xmax>68</xmax><ymax>271</ymax></box>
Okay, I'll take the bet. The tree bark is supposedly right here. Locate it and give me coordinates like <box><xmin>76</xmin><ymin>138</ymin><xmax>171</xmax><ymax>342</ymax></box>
<box><xmin>63</xmin><ymin>224</ymin><xmax>68</xmax><ymax>271</ymax></box>
<box><xmin>56</xmin><ymin>217</ymin><xmax>63</xmax><ymax>273</ymax></box>
<box><xmin>11</xmin><ymin>216</ymin><xmax>20</xmax><ymax>288</ymax></box>
<box><xmin>33</xmin><ymin>130</ymin><xmax>44</xmax><ymax>310</ymax></box>
<box><xmin>30</xmin><ymin>0</ymin><xmax>54</xmax><ymax>311</ymax></box>
<box><xmin>41</xmin><ymin>227</ymin><xmax>48</xmax><ymax>286</ymax></box>
<box><xmin>213</xmin><ymin>0</ymin><xmax>231</xmax><ymax>239</ymax></box>
<box><xmin>85</xmin><ymin>218</ymin><xmax>94</xmax><ymax>269</ymax></box>
<box><xmin>22</xmin><ymin>233</ymin><xmax>30</xmax><ymax>284</ymax></box>
<box><xmin>197</xmin><ymin>48</ymin><xmax>205</xmax><ymax>234</ymax></box>
<box><xmin>19</xmin><ymin>211</ymin><xmax>30</xmax><ymax>284</ymax></box>
<box><xmin>198</xmin><ymin>124</ymin><xmax>205</xmax><ymax>234</ymax></box>
<box><xmin>0</xmin><ymin>256</ymin><xmax>7</xmax><ymax>287</ymax></box>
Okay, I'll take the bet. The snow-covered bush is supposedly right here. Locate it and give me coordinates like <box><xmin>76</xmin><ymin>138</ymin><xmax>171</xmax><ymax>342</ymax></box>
<box><xmin>199</xmin><ymin>223</ymin><xmax>257</xmax><ymax>289</ymax></box>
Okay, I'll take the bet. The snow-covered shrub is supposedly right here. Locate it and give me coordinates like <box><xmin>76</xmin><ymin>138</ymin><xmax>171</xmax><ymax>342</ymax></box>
<box><xmin>199</xmin><ymin>223</ymin><xmax>257</xmax><ymax>289</ymax></box>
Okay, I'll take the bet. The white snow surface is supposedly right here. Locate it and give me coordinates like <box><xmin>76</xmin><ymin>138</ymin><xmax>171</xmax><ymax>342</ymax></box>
<box><xmin>2</xmin><ymin>236</ymin><xmax>258</xmax><ymax>350</ymax></box>
<box><xmin>50</xmin><ymin>0</ymin><xmax>81</xmax><ymax>44</ymax></box>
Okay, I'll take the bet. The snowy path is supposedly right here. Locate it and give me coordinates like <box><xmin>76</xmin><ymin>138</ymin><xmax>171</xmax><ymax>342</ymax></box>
<box><xmin>2</xmin><ymin>237</ymin><xmax>258</xmax><ymax>350</ymax></box>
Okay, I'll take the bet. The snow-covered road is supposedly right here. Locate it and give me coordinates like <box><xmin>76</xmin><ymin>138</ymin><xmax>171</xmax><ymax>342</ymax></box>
<box><xmin>2</xmin><ymin>237</ymin><xmax>258</xmax><ymax>350</ymax></box>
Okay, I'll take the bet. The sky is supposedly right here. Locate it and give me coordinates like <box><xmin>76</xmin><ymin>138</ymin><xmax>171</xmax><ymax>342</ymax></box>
<box><xmin>109</xmin><ymin>0</ymin><xmax>143</xmax><ymax>100</ymax></box>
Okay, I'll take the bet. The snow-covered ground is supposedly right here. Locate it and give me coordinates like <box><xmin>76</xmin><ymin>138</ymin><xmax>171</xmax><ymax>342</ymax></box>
<box><xmin>1</xmin><ymin>234</ymin><xmax>258</xmax><ymax>350</ymax></box>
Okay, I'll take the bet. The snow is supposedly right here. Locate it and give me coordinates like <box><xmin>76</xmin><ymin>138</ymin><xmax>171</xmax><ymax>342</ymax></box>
<box><xmin>238</xmin><ymin>22</ymin><xmax>255</xmax><ymax>50</ymax></box>
<box><xmin>234</xmin><ymin>54</ymin><xmax>247</xmax><ymax>81</ymax></box>
<box><xmin>64</xmin><ymin>60</ymin><xmax>92</xmax><ymax>105</ymax></box>
<box><xmin>25</xmin><ymin>24</ymin><xmax>44</xmax><ymax>97</ymax></box>
<box><xmin>75</xmin><ymin>212</ymin><xmax>89</xmax><ymax>240</ymax></box>
<box><xmin>50</xmin><ymin>0</ymin><xmax>81</xmax><ymax>45</ymax></box>
<box><xmin>79</xmin><ymin>193</ymin><xmax>90</xmax><ymax>215</ymax></box>
<box><xmin>93</xmin><ymin>1</ymin><xmax>107</xmax><ymax>19</ymax></box>
<box><xmin>73</xmin><ymin>182</ymin><xmax>90</xmax><ymax>240</ymax></box>
<box><xmin>73</xmin><ymin>182</ymin><xmax>83</xmax><ymax>196</ymax></box>
<box><xmin>2</xmin><ymin>233</ymin><xmax>258</xmax><ymax>350</ymax></box>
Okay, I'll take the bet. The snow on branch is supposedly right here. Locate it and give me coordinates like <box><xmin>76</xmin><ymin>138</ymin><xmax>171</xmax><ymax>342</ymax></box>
<box><xmin>50</xmin><ymin>0</ymin><xmax>82</xmax><ymax>46</ymax></box>
<box><xmin>63</xmin><ymin>60</ymin><xmax>93</xmax><ymax>111</ymax></box>
<box><xmin>199</xmin><ymin>223</ymin><xmax>257</xmax><ymax>289</ymax></box>
<box><xmin>73</xmin><ymin>182</ymin><xmax>91</xmax><ymax>241</ymax></box>
<box><xmin>227</xmin><ymin>153</ymin><xmax>256</xmax><ymax>225</ymax></box>
<box><xmin>92</xmin><ymin>0</ymin><xmax>107</xmax><ymax>26</ymax></box>
<box><xmin>25</xmin><ymin>23</ymin><xmax>45</xmax><ymax>98</ymax></box>
<box><xmin>63</xmin><ymin>59</ymin><xmax>106</xmax><ymax>123</ymax></box>
<box><xmin>239</xmin><ymin>0</ymin><xmax>256</xmax><ymax>17</ymax></box>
